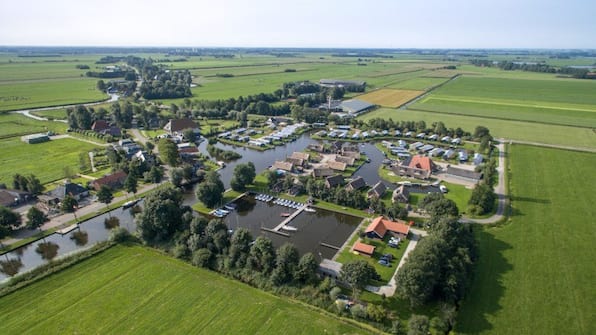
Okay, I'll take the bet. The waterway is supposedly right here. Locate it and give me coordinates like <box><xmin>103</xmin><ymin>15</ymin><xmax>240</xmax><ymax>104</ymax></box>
<box><xmin>0</xmin><ymin>204</ymin><xmax>139</xmax><ymax>282</ymax></box>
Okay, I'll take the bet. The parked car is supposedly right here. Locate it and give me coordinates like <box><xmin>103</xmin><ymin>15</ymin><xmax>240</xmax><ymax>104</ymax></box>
<box><xmin>382</xmin><ymin>253</ymin><xmax>393</xmax><ymax>261</ymax></box>
<box><xmin>378</xmin><ymin>259</ymin><xmax>391</xmax><ymax>267</ymax></box>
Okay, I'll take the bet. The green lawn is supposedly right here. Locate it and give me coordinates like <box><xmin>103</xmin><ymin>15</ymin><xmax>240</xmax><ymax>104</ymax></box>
<box><xmin>0</xmin><ymin>137</ymin><xmax>99</xmax><ymax>185</ymax></box>
<box><xmin>30</xmin><ymin>108</ymin><xmax>68</xmax><ymax>120</ymax></box>
<box><xmin>0</xmin><ymin>245</ymin><xmax>375</xmax><ymax>335</ymax></box>
<box><xmin>358</xmin><ymin>108</ymin><xmax>596</xmax><ymax>149</ymax></box>
<box><xmin>456</xmin><ymin>145</ymin><xmax>596</xmax><ymax>334</ymax></box>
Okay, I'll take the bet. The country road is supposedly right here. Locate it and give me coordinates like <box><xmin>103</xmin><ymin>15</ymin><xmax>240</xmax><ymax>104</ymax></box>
<box><xmin>9</xmin><ymin>93</ymin><xmax>119</xmax><ymax>121</ymax></box>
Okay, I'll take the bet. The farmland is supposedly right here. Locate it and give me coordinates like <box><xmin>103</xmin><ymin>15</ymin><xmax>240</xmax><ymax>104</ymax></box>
<box><xmin>411</xmin><ymin>76</ymin><xmax>596</xmax><ymax>128</ymax></box>
<box><xmin>0</xmin><ymin>137</ymin><xmax>99</xmax><ymax>185</ymax></box>
<box><xmin>357</xmin><ymin>108</ymin><xmax>596</xmax><ymax>149</ymax></box>
<box><xmin>0</xmin><ymin>113</ymin><xmax>67</xmax><ymax>139</ymax></box>
<box><xmin>456</xmin><ymin>145</ymin><xmax>596</xmax><ymax>335</ymax></box>
<box><xmin>356</xmin><ymin>88</ymin><xmax>425</xmax><ymax>108</ymax></box>
<box><xmin>0</xmin><ymin>245</ymin><xmax>375</xmax><ymax>335</ymax></box>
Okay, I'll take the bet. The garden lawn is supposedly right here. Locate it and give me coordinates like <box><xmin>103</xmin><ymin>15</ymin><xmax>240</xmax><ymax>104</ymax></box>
<box><xmin>0</xmin><ymin>245</ymin><xmax>375</xmax><ymax>335</ymax></box>
<box><xmin>0</xmin><ymin>137</ymin><xmax>99</xmax><ymax>185</ymax></box>
<box><xmin>456</xmin><ymin>145</ymin><xmax>596</xmax><ymax>335</ymax></box>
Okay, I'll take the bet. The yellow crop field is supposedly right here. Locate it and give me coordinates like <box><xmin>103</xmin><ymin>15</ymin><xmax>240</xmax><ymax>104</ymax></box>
<box><xmin>357</xmin><ymin>88</ymin><xmax>424</xmax><ymax>107</ymax></box>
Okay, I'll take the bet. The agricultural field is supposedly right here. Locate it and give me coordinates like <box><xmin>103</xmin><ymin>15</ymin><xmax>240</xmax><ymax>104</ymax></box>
<box><xmin>456</xmin><ymin>145</ymin><xmax>596</xmax><ymax>335</ymax></box>
<box><xmin>0</xmin><ymin>245</ymin><xmax>375</xmax><ymax>335</ymax></box>
<box><xmin>357</xmin><ymin>108</ymin><xmax>596</xmax><ymax>149</ymax></box>
<box><xmin>0</xmin><ymin>137</ymin><xmax>100</xmax><ymax>185</ymax></box>
<box><xmin>356</xmin><ymin>88</ymin><xmax>425</xmax><ymax>108</ymax></box>
<box><xmin>387</xmin><ymin>77</ymin><xmax>448</xmax><ymax>91</ymax></box>
<box><xmin>0</xmin><ymin>113</ymin><xmax>67</xmax><ymax>139</ymax></box>
<box><xmin>411</xmin><ymin>76</ymin><xmax>596</xmax><ymax>128</ymax></box>
<box><xmin>0</xmin><ymin>56</ymin><xmax>109</xmax><ymax>112</ymax></box>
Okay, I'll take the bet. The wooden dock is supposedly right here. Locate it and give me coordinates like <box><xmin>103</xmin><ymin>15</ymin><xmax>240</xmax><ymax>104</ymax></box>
<box><xmin>272</xmin><ymin>205</ymin><xmax>307</xmax><ymax>232</ymax></box>
<box><xmin>320</xmin><ymin>243</ymin><xmax>341</xmax><ymax>250</ymax></box>
<box><xmin>260</xmin><ymin>227</ymin><xmax>290</xmax><ymax>237</ymax></box>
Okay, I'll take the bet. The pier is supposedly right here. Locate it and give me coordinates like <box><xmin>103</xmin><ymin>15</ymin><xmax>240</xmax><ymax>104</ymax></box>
<box><xmin>320</xmin><ymin>242</ymin><xmax>341</xmax><ymax>250</ymax></box>
<box><xmin>57</xmin><ymin>224</ymin><xmax>79</xmax><ymax>235</ymax></box>
<box><xmin>271</xmin><ymin>205</ymin><xmax>307</xmax><ymax>232</ymax></box>
<box><xmin>260</xmin><ymin>227</ymin><xmax>290</xmax><ymax>237</ymax></box>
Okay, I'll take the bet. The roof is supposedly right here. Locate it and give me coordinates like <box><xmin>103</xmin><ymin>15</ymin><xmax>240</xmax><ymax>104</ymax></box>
<box><xmin>365</xmin><ymin>216</ymin><xmax>410</xmax><ymax>238</ymax></box>
<box><xmin>286</xmin><ymin>157</ymin><xmax>304</xmax><ymax>166</ymax></box>
<box><xmin>273</xmin><ymin>161</ymin><xmax>294</xmax><ymax>172</ymax></box>
<box><xmin>49</xmin><ymin>182</ymin><xmax>87</xmax><ymax>199</ymax></box>
<box><xmin>446</xmin><ymin>166</ymin><xmax>483</xmax><ymax>181</ymax></box>
<box><xmin>346</xmin><ymin>176</ymin><xmax>366</xmax><ymax>190</ymax></box>
<box><xmin>340</xmin><ymin>99</ymin><xmax>374</xmax><ymax>114</ymax></box>
<box><xmin>164</xmin><ymin>118</ymin><xmax>199</xmax><ymax>132</ymax></box>
<box><xmin>319</xmin><ymin>79</ymin><xmax>366</xmax><ymax>87</ymax></box>
<box><xmin>325</xmin><ymin>175</ymin><xmax>345</xmax><ymax>188</ymax></box>
<box><xmin>290</xmin><ymin>152</ymin><xmax>310</xmax><ymax>161</ymax></box>
<box><xmin>334</xmin><ymin>155</ymin><xmax>356</xmax><ymax>166</ymax></box>
<box><xmin>91</xmin><ymin>171</ymin><xmax>127</xmax><ymax>188</ymax></box>
<box><xmin>327</xmin><ymin>161</ymin><xmax>347</xmax><ymax>171</ymax></box>
<box><xmin>91</xmin><ymin>120</ymin><xmax>109</xmax><ymax>132</ymax></box>
<box><xmin>392</xmin><ymin>185</ymin><xmax>410</xmax><ymax>203</ymax></box>
<box><xmin>353</xmin><ymin>241</ymin><xmax>375</xmax><ymax>255</ymax></box>
<box><xmin>0</xmin><ymin>190</ymin><xmax>16</xmax><ymax>207</ymax></box>
<box><xmin>312</xmin><ymin>167</ymin><xmax>334</xmax><ymax>178</ymax></box>
<box><xmin>318</xmin><ymin>259</ymin><xmax>343</xmax><ymax>277</ymax></box>
<box><xmin>368</xmin><ymin>181</ymin><xmax>387</xmax><ymax>198</ymax></box>
<box><xmin>408</xmin><ymin>155</ymin><xmax>435</xmax><ymax>172</ymax></box>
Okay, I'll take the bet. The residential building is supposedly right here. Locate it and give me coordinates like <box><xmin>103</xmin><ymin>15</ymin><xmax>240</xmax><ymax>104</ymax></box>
<box><xmin>367</xmin><ymin>181</ymin><xmax>387</xmax><ymax>199</ymax></box>
<box><xmin>345</xmin><ymin>176</ymin><xmax>366</xmax><ymax>191</ymax></box>
<box><xmin>91</xmin><ymin>171</ymin><xmax>127</xmax><ymax>191</ymax></box>
<box><xmin>325</xmin><ymin>175</ymin><xmax>345</xmax><ymax>189</ymax></box>
<box><xmin>365</xmin><ymin>216</ymin><xmax>411</xmax><ymax>239</ymax></box>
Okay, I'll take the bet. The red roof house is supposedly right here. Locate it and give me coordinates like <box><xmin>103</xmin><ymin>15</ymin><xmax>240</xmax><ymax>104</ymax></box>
<box><xmin>353</xmin><ymin>241</ymin><xmax>375</xmax><ymax>257</ymax></box>
<box><xmin>91</xmin><ymin>171</ymin><xmax>127</xmax><ymax>191</ymax></box>
<box><xmin>365</xmin><ymin>216</ymin><xmax>411</xmax><ymax>239</ymax></box>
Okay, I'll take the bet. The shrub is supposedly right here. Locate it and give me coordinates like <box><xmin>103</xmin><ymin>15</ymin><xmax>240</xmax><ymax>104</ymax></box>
<box><xmin>109</xmin><ymin>227</ymin><xmax>134</xmax><ymax>243</ymax></box>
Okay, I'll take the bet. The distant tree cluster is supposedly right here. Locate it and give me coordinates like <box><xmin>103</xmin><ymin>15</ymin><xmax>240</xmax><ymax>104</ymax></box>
<box><xmin>470</xmin><ymin>59</ymin><xmax>595</xmax><ymax>79</ymax></box>
<box><xmin>355</xmin><ymin>117</ymin><xmax>470</xmax><ymax>138</ymax></box>
<box><xmin>206</xmin><ymin>145</ymin><xmax>242</xmax><ymax>161</ymax></box>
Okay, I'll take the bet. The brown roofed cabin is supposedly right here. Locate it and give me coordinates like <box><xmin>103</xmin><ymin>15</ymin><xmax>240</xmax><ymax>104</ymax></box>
<box><xmin>290</xmin><ymin>152</ymin><xmax>310</xmax><ymax>161</ymax></box>
<box><xmin>345</xmin><ymin>176</ymin><xmax>366</xmax><ymax>191</ymax></box>
<box><xmin>91</xmin><ymin>171</ymin><xmax>127</xmax><ymax>191</ymax></box>
<box><xmin>353</xmin><ymin>241</ymin><xmax>375</xmax><ymax>257</ymax></box>
<box><xmin>272</xmin><ymin>161</ymin><xmax>294</xmax><ymax>172</ymax></box>
<box><xmin>365</xmin><ymin>216</ymin><xmax>411</xmax><ymax>239</ymax></box>
<box><xmin>367</xmin><ymin>181</ymin><xmax>387</xmax><ymax>199</ymax></box>
<box><xmin>325</xmin><ymin>175</ymin><xmax>345</xmax><ymax>189</ymax></box>
<box><xmin>163</xmin><ymin>118</ymin><xmax>199</xmax><ymax>135</ymax></box>
<box><xmin>328</xmin><ymin>161</ymin><xmax>347</xmax><ymax>171</ymax></box>
<box><xmin>394</xmin><ymin>155</ymin><xmax>437</xmax><ymax>180</ymax></box>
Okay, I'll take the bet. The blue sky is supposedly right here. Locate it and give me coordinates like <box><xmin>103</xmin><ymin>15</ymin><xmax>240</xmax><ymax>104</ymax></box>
<box><xmin>1</xmin><ymin>0</ymin><xmax>594</xmax><ymax>48</ymax></box>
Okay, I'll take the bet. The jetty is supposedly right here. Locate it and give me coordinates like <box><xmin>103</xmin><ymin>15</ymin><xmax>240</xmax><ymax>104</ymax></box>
<box><xmin>320</xmin><ymin>242</ymin><xmax>341</xmax><ymax>250</ymax></box>
<box><xmin>57</xmin><ymin>224</ymin><xmax>79</xmax><ymax>235</ymax></box>
<box><xmin>271</xmin><ymin>205</ymin><xmax>307</xmax><ymax>232</ymax></box>
<box><xmin>260</xmin><ymin>227</ymin><xmax>290</xmax><ymax>237</ymax></box>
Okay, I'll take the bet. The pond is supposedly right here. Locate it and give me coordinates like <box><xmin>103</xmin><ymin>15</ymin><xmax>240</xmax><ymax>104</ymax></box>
<box><xmin>0</xmin><ymin>204</ymin><xmax>140</xmax><ymax>282</ymax></box>
<box><xmin>221</xmin><ymin>194</ymin><xmax>363</xmax><ymax>260</ymax></box>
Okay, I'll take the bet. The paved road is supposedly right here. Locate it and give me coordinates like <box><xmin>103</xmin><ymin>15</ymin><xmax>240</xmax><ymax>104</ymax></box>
<box><xmin>9</xmin><ymin>94</ymin><xmax>119</xmax><ymax>121</ymax></box>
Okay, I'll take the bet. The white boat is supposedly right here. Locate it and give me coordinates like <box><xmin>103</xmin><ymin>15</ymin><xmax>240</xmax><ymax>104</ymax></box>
<box><xmin>281</xmin><ymin>225</ymin><xmax>298</xmax><ymax>232</ymax></box>
<box><xmin>304</xmin><ymin>207</ymin><xmax>316</xmax><ymax>213</ymax></box>
<box><xmin>218</xmin><ymin>208</ymin><xmax>230</xmax><ymax>214</ymax></box>
<box><xmin>122</xmin><ymin>199</ymin><xmax>140</xmax><ymax>209</ymax></box>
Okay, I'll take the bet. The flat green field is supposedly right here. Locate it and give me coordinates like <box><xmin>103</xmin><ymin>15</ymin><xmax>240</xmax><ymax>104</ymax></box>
<box><xmin>0</xmin><ymin>137</ymin><xmax>99</xmax><ymax>185</ymax></box>
<box><xmin>387</xmin><ymin>77</ymin><xmax>448</xmax><ymax>90</ymax></box>
<box><xmin>0</xmin><ymin>113</ymin><xmax>67</xmax><ymax>138</ymax></box>
<box><xmin>358</xmin><ymin>108</ymin><xmax>596</xmax><ymax>149</ymax></box>
<box><xmin>0</xmin><ymin>245</ymin><xmax>374</xmax><ymax>335</ymax></box>
<box><xmin>456</xmin><ymin>145</ymin><xmax>596</xmax><ymax>334</ymax></box>
<box><xmin>411</xmin><ymin>77</ymin><xmax>596</xmax><ymax>128</ymax></box>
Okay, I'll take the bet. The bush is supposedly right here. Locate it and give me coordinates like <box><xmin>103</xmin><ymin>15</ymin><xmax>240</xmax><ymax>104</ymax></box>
<box><xmin>109</xmin><ymin>227</ymin><xmax>135</xmax><ymax>243</ymax></box>
<box><xmin>104</xmin><ymin>217</ymin><xmax>120</xmax><ymax>229</ymax></box>
<box><xmin>350</xmin><ymin>304</ymin><xmax>367</xmax><ymax>319</ymax></box>
<box><xmin>329</xmin><ymin>286</ymin><xmax>342</xmax><ymax>300</ymax></box>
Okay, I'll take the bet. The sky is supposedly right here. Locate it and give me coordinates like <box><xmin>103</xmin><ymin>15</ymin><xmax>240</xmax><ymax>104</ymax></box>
<box><xmin>1</xmin><ymin>0</ymin><xmax>595</xmax><ymax>49</ymax></box>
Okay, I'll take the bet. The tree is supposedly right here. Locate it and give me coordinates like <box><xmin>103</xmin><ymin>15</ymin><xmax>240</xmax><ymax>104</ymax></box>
<box><xmin>60</xmin><ymin>195</ymin><xmax>78</xmax><ymax>213</ymax></box>
<box><xmin>340</xmin><ymin>260</ymin><xmax>378</xmax><ymax>298</ymax></box>
<box><xmin>170</xmin><ymin>168</ymin><xmax>184</xmax><ymax>187</ymax></box>
<box><xmin>124</xmin><ymin>174</ymin><xmax>138</xmax><ymax>198</ymax></box>
<box><xmin>247</xmin><ymin>236</ymin><xmax>275</xmax><ymax>274</ymax></box>
<box><xmin>26</xmin><ymin>207</ymin><xmax>47</xmax><ymax>230</ymax></box>
<box><xmin>97</xmin><ymin>185</ymin><xmax>114</xmax><ymax>216</ymax></box>
<box><xmin>136</xmin><ymin>186</ymin><xmax>187</xmax><ymax>243</ymax></box>
<box><xmin>0</xmin><ymin>206</ymin><xmax>21</xmax><ymax>239</ymax></box>
<box><xmin>230</xmin><ymin>162</ymin><xmax>256</xmax><ymax>192</ymax></box>
<box><xmin>196</xmin><ymin>171</ymin><xmax>224</xmax><ymax>208</ymax></box>
<box><xmin>145</xmin><ymin>166</ymin><xmax>163</xmax><ymax>183</ymax></box>
<box><xmin>468</xmin><ymin>183</ymin><xmax>496</xmax><ymax>215</ymax></box>
<box><xmin>366</xmin><ymin>304</ymin><xmax>386</xmax><ymax>323</ymax></box>
<box><xmin>271</xmin><ymin>243</ymin><xmax>300</xmax><ymax>285</ymax></box>
<box><xmin>294</xmin><ymin>252</ymin><xmax>318</xmax><ymax>284</ymax></box>
<box><xmin>408</xmin><ymin>315</ymin><xmax>430</xmax><ymax>335</ymax></box>
<box><xmin>157</xmin><ymin>138</ymin><xmax>179</xmax><ymax>167</ymax></box>
<box><xmin>228</xmin><ymin>228</ymin><xmax>253</xmax><ymax>269</ymax></box>
<box><xmin>35</xmin><ymin>241</ymin><xmax>60</xmax><ymax>262</ymax></box>
<box><xmin>182</xmin><ymin>128</ymin><xmax>197</xmax><ymax>143</ymax></box>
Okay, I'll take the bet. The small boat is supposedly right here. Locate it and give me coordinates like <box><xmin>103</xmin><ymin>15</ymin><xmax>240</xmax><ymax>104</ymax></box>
<box><xmin>304</xmin><ymin>207</ymin><xmax>316</xmax><ymax>213</ymax></box>
<box><xmin>281</xmin><ymin>225</ymin><xmax>298</xmax><ymax>231</ymax></box>
<box><xmin>218</xmin><ymin>208</ymin><xmax>230</xmax><ymax>214</ymax></box>
<box><xmin>122</xmin><ymin>199</ymin><xmax>140</xmax><ymax>209</ymax></box>
<box><xmin>280</xmin><ymin>213</ymin><xmax>291</xmax><ymax>217</ymax></box>
<box><xmin>224</xmin><ymin>203</ymin><xmax>237</xmax><ymax>210</ymax></box>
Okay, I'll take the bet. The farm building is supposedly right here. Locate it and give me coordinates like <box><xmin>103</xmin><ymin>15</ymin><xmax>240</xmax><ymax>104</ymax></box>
<box><xmin>345</xmin><ymin>176</ymin><xmax>366</xmax><ymax>191</ymax></box>
<box><xmin>394</xmin><ymin>155</ymin><xmax>437</xmax><ymax>179</ymax></box>
<box><xmin>446</xmin><ymin>166</ymin><xmax>483</xmax><ymax>183</ymax></box>
<box><xmin>319</xmin><ymin>79</ymin><xmax>366</xmax><ymax>88</ymax></box>
<box><xmin>325</xmin><ymin>175</ymin><xmax>345</xmax><ymax>189</ymax></box>
<box><xmin>392</xmin><ymin>185</ymin><xmax>410</xmax><ymax>203</ymax></box>
<box><xmin>367</xmin><ymin>181</ymin><xmax>387</xmax><ymax>199</ymax></box>
<box><xmin>163</xmin><ymin>118</ymin><xmax>200</xmax><ymax>135</ymax></box>
<box><xmin>352</xmin><ymin>241</ymin><xmax>375</xmax><ymax>257</ymax></box>
<box><xmin>365</xmin><ymin>216</ymin><xmax>411</xmax><ymax>239</ymax></box>
<box><xmin>21</xmin><ymin>133</ymin><xmax>49</xmax><ymax>144</ymax></box>
<box><xmin>47</xmin><ymin>182</ymin><xmax>89</xmax><ymax>202</ymax></box>
<box><xmin>340</xmin><ymin>99</ymin><xmax>375</xmax><ymax>115</ymax></box>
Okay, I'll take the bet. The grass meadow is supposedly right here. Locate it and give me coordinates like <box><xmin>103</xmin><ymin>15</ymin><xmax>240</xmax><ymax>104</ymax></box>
<box><xmin>456</xmin><ymin>145</ymin><xmax>596</xmax><ymax>334</ymax></box>
<box><xmin>0</xmin><ymin>245</ymin><xmax>376</xmax><ymax>335</ymax></box>
<box><xmin>357</xmin><ymin>108</ymin><xmax>596</xmax><ymax>149</ymax></box>
<box><xmin>0</xmin><ymin>113</ymin><xmax>67</xmax><ymax>139</ymax></box>
<box><xmin>411</xmin><ymin>77</ymin><xmax>596</xmax><ymax>128</ymax></box>
<box><xmin>0</xmin><ymin>137</ymin><xmax>99</xmax><ymax>185</ymax></box>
